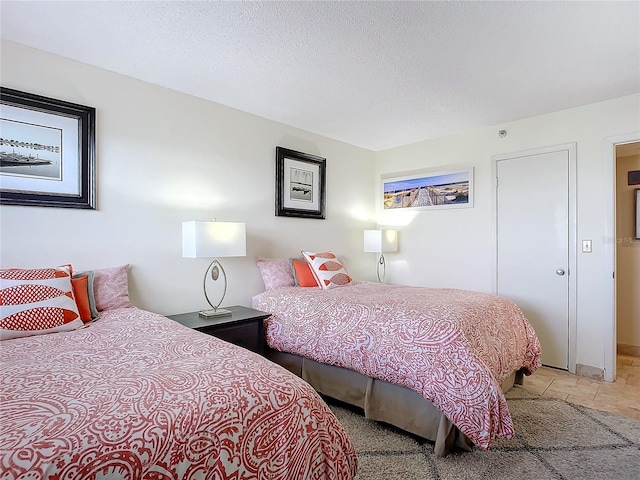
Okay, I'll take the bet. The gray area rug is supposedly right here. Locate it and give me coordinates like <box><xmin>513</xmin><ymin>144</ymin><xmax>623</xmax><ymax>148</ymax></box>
<box><xmin>328</xmin><ymin>386</ymin><xmax>640</xmax><ymax>480</ymax></box>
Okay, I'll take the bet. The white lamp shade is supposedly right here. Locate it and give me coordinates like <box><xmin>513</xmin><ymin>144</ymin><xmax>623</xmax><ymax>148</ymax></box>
<box><xmin>364</xmin><ymin>229</ymin><xmax>398</xmax><ymax>253</ymax></box>
<box><xmin>182</xmin><ymin>221</ymin><xmax>246</xmax><ymax>258</ymax></box>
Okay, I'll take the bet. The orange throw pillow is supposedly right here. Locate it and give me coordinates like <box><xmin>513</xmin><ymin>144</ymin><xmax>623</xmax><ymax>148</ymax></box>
<box><xmin>71</xmin><ymin>275</ymin><xmax>93</xmax><ymax>322</ymax></box>
<box><xmin>290</xmin><ymin>259</ymin><xmax>319</xmax><ymax>287</ymax></box>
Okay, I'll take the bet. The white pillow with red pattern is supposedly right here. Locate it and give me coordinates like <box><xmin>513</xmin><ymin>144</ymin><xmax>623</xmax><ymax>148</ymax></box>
<box><xmin>301</xmin><ymin>251</ymin><xmax>353</xmax><ymax>290</ymax></box>
<box><xmin>0</xmin><ymin>266</ymin><xmax>83</xmax><ymax>340</ymax></box>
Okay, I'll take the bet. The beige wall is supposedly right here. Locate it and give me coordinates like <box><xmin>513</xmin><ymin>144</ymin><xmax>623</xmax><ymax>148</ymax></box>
<box><xmin>0</xmin><ymin>40</ymin><xmax>376</xmax><ymax>315</ymax></box>
<box><xmin>2</xmin><ymin>40</ymin><xmax>639</xmax><ymax>375</ymax></box>
<box><xmin>375</xmin><ymin>94</ymin><xmax>640</xmax><ymax>374</ymax></box>
<box><xmin>616</xmin><ymin>154</ymin><xmax>640</xmax><ymax>349</ymax></box>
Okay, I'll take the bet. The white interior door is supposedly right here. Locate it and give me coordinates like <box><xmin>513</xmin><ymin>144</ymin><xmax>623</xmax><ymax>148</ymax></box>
<box><xmin>495</xmin><ymin>147</ymin><xmax>574</xmax><ymax>370</ymax></box>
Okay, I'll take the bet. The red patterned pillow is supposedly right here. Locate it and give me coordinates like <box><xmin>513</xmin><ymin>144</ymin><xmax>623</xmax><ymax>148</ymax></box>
<box><xmin>0</xmin><ymin>266</ymin><xmax>83</xmax><ymax>340</ymax></box>
<box><xmin>301</xmin><ymin>251</ymin><xmax>353</xmax><ymax>290</ymax></box>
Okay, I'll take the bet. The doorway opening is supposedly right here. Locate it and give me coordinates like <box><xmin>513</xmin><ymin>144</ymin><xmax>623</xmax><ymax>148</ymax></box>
<box><xmin>615</xmin><ymin>142</ymin><xmax>640</xmax><ymax>358</ymax></box>
<box><xmin>604</xmin><ymin>133</ymin><xmax>640</xmax><ymax>382</ymax></box>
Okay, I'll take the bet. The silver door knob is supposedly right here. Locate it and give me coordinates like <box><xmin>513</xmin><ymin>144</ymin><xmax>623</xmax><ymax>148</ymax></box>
<box><xmin>556</xmin><ymin>269</ymin><xmax>565</xmax><ymax>276</ymax></box>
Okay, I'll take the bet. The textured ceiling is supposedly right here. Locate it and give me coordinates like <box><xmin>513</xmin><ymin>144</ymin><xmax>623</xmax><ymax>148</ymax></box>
<box><xmin>1</xmin><ymin>1</ymin><xmax>639</xmax><ymax>151</ymax></box>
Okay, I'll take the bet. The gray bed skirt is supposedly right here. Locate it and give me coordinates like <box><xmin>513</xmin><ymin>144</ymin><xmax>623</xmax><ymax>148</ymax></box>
<box><xmin>266</xmin><ymin>348</ymin><xmax>524</xmax><ymax>457</ymax></box>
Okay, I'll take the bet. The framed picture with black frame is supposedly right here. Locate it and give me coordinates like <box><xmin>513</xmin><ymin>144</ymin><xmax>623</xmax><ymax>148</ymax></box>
<box><xmin>275</xmin><ymin>146</ymin><xmax>326</xmax><ymax>219</ymax></box>
<box><xmin>0</xmin><ymin>87</ymin><xmax>96</xmax><ymax>209</ymax></box>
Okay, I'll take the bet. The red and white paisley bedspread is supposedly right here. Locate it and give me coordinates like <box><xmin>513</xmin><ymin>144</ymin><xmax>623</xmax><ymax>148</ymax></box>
<box><xmin>253</xmin><ymin>282</ymin><xmax>541</xmax><ymax>451</ymax></box>
<box><xmin>0</xmin><ymin>307</ymin><xmax>357</xmax><ymax>480</ymax></box>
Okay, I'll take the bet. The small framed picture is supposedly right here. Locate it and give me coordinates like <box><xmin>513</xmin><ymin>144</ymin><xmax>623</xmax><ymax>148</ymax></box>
<box><xmin>275</xmin><ymin>146</ymin><xmax>326</xmax><ymax>219</ymax></box>
<box><xmin>0</xmin><ymin>87</ymin><xmax>96</xmax><ymax>209</ymax></box>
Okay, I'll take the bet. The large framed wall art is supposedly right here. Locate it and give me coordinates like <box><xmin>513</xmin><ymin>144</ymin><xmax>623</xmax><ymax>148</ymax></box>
<box><xmin>275</xmin><ymin>146</ymin><xmax>326</xmax><ymax>219</ymax></box>
<box><xmin>382</xmin><ymin>166</ymin><xmax>474</xmax><ymax>211</ymax></box>
<box><xmin>0</xmin><ymin>87</ymin><xmax>96</xmax><ymax>209</ymax></box>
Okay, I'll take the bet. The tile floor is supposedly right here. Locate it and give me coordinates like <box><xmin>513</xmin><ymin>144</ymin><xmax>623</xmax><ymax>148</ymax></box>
<box><xmin>522</xmin><ymin>354</ymin><xmax>640</xmax><ymax>420</ymax></box>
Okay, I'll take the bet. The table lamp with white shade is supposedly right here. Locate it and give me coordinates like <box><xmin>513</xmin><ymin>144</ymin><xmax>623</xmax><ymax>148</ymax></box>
<box><xmin>363</xmin><ymin>229</ymin><xmax>398</xmax><ymax>283</ymax></box>
<box><xmin>182</xmin><ymin>220</ymin><xmax>246</xmax><ymax>317</ymax></box>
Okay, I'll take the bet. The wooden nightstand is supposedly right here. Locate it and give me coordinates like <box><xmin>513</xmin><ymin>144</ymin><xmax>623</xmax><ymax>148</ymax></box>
<box><xmin>167</xmin><ymin>306</ymin><xmax>270</xmax><ymax>355</ymax></box>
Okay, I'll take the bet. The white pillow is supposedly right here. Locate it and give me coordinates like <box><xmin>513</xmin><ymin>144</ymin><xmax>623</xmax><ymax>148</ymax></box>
<box><xmin>301</xmin><ymin>251</ymin><xmax>353</xmax><ymax>290</ymax></box>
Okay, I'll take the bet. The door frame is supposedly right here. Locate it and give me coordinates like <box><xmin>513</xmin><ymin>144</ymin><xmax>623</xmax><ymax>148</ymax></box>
<box><xmin>491</xmin><ymin>143</ymin><xmax>577</xmax><ymax>373</ymax></box>
<box><xmin>603</xmin><ymin>132</ymin><xmax>640</xmax><ymax>382</ymax></box>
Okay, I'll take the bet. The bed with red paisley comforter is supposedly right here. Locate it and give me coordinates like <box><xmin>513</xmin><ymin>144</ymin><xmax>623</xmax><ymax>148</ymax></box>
<box><xmin>253</xmin><ymin>281</ymin><xmax>542</xmax><ymax>456</ymax></box>
<box><xmin>0</xmin><ymin>307</ymin><xmax>357</xmax><ymax>479</ymax></box>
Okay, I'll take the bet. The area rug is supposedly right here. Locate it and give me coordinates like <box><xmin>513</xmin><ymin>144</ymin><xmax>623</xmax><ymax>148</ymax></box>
<box><xmin>328</xmin><ymin>386</ymin><xmax>640</xmax><ymax>480</ymax></box>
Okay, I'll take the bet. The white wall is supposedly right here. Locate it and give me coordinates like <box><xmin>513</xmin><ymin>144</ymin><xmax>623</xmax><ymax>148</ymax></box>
<box><xmin>3</xmin><ymin>40</ymin><xmax>639</xmax><ymax>375</ymax></box>
<box><xmin>616</xmin><ymin>154</ymin><xmax>640</xmax><ymax>350</ymax></box>
<box><xmin>374</xmin><ymin>94</ymin><xmax>640</xmax><ymax>374</ymax></box>
<box><xmin>0</xmin><ymin>40</ymin><xmax>376</xmax><ymax>315</ymax></box>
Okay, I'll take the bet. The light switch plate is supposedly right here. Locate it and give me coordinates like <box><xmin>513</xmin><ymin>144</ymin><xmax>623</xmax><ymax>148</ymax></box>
<box><xmin>582</xmin><ymin>240</ymin><xmax>592</xmax><ymax>253</ymax></box>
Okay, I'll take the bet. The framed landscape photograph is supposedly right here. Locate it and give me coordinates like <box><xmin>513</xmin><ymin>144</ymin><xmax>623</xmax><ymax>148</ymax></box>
<box><xmin>275</xmin><ymin>146</ymin><xmax>326</xmax><ymax>219</ymax></box>
<box><xmin>0</xmin><ymin>87</ymin><xmax>96</xmax><ymax>209</ymax></box>
<box><xmin>382</xmin><ymin>166</ymin><xmax>474</xmax><ymax>210</ymax></box>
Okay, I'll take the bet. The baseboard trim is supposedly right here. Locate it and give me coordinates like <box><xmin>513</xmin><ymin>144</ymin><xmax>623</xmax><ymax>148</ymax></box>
<box><xmin>617</xmin><ymin>344</ymin><xmax>640</xmax><ymax>357</ymax></box>
<box><xmin>575</xmin><ymin>363</ymin><xmax>604</xmax><ymax>381</ymax></box>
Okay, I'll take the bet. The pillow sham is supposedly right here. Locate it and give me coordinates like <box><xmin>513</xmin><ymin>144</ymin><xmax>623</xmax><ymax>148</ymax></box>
<box><xmin>301</xmin><ymin>251</ymin><xmax>353</xmax><ymax>290</ymax></box>
<box><xmin>91</xmin><ymin>264</ymin><xmax>132</xmax><ymax>311</ymax></box>
<box><xmin>290</xmin><ymin>258</ymin><xmax>319</xmax><ymax>288</ymax></box>
<box><xmin>256</xmin><ymin>257</ymin><xmax>296</xmax><ymax>290</ymax></box>
<box><xmin>0</xmin><ymin>266</ymin><xmax>84</xmax><ymax>340</ymax></box>
<box><xmin>72</xmin><ymin>271</ymin><xmax>99</xmax><ymax>322</ymax></box>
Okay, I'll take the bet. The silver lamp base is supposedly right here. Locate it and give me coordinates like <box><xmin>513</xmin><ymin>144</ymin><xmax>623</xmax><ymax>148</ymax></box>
<box><xmin>198</xmin><ymin>308</ymin><xmax>232</xmax><ymax>318</ymax></box>
<box><xmin>376</xmin><ymin>253</ymin><xmax>387</xmax><ymax>283</ymax></box>
<box><xmin>200</xmin><ymin>258</ymin><xmax>232</xmax><ymax>318</ymax></box>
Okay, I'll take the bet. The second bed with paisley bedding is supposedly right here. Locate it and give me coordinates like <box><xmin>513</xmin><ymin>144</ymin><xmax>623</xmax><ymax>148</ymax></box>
<box><xmin>253</xmin><ymin>281</ymin><xmax>541</xmax><ymax>456</ymax></box>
